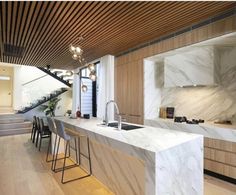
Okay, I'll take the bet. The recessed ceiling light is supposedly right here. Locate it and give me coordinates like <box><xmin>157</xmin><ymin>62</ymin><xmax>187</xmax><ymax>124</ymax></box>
<box><xmin>0</xmin><ymin>76</ymin><xmax>10</xmax><ymax>80</ymax></box>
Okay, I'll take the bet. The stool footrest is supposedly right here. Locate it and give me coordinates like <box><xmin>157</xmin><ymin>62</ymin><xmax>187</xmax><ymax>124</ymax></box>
<box><xmin>62</xmin><ymin>173</ymin><xmax>91</xmax><ymax>184</ymax></box>
<box><xmin>54</xmin><ymin>163</ymin><xmax>78</xmax><ymax>173</ymax></box>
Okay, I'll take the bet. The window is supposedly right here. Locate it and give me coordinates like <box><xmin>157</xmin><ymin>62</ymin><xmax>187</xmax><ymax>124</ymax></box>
<box><xmin>80</xmin><ymin>61</ymin><xmax>100</xmax><ymax>117</ymax></box>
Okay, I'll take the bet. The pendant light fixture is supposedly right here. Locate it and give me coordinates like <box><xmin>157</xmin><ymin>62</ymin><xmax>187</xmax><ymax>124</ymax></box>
<box><xmin>88</xmin><ymin>63</ymin><xmax>95</xmax><ymax>71</ymax></box>
<box><xmin>81</xmin><ymin>84</ymin><xmax>88</xmax><ymax>92</ymax></box>
<box><xmin>69</xmin><ymin>36</ymin><xmax>97</xmax><ymax>93</ymax></box>
<box><xmin>88</xmin><ymin>63</ymin><xmax>96</xmax><ymax>81</ymax></box>
<box><xmin>89</xmin><ymin>72</ymin><xmax>96</xmax><ymax>81</ymax></box>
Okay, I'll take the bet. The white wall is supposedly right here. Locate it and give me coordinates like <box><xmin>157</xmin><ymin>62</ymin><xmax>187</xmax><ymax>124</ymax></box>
<box><xmin>13</xmin><ymin>66</ymin><xmax>22</xmax><ymax>110</ymax></box>
<box><xmin>24</xmin><ymin>90</ymin><xmax>72</xmax><ymax>121</ymax></box>
<box><xmin>11</xmin><ymin>65</ymin><xmax>70</xmax><ymax>109</ymax></box>
<box><xmin>0</xmin><ymin>62</ymin><xmax>72</xmax><ymax>117</ymax></box>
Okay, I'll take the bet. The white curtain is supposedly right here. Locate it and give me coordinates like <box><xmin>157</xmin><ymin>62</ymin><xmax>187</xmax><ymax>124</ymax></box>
<box><xmin>97</xmin><ymin>55</ymin><xmax>115</xmax><ymax>120</ymax></box>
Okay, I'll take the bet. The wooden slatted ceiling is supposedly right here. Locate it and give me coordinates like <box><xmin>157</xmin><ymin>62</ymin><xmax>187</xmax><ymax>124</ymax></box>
<box><xmin>0</xmin><ymin>1</ymin><xmax>235</xmax><ymax>69</ymax></box>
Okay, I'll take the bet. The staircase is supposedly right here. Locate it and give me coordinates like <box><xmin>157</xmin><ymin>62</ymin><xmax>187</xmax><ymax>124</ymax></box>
<box><xmin>37</xmin><ymin>67</ymin><xmax>73</xmax><ymax>87</ymax></box>
<box><xmin>17</xmin><ymin>87</ymin><xmax>68</xmax><ymax>114</ymax></box>
<box><xmin>0</xmin><ymin>114</ymin><xmax>32</xmax><ymax>136</ymax></box>
<box><xmin>15</xmin><ymin>67</ymin><xmax>74</xmax><ymax>114</ymax></box>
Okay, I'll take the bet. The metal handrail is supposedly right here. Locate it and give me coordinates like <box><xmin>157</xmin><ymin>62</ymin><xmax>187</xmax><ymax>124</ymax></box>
<box><xmin>22</xmin><ymin>74</ymin><xmax>48</xmax><ymax>86</ymax></box>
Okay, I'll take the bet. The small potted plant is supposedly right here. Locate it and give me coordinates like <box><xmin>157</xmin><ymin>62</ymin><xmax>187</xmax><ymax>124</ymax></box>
<box><xmin>39</xmin><ymin>97</ymin><xmax>61</xmax><ymax>117</ymax></box>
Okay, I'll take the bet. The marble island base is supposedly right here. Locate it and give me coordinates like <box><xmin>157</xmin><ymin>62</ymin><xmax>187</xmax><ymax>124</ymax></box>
<box><xmin>56</xmin><ymin>117</ymin><xmax>203</xmax><ymax>195</ymax></box>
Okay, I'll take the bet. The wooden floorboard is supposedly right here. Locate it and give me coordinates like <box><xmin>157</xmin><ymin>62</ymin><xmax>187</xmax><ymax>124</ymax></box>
<box><xmin>0</xmin><ymin>134</ymin><xmax>113</xmax><ymax>195</ymax></box>
<box><xmin>0</xmin><ymin>134</ymin><xmax>236</xmax><ymax>195</ymax></box>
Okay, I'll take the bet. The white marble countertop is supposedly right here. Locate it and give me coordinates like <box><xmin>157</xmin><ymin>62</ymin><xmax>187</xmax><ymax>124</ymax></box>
<box><xmin>55</xmin><ymin>117</ymin><xmax>203</xmax><ymax>195</ymax></box>
<box><xmin>145</xmin><ymin>118</ymin><xmax>236</xmax><ymax>142</ymax></box>
<box><xmin>55</xmin><ymin>116</ymin><xmax>201</xmax><ymax>153</ymax></box>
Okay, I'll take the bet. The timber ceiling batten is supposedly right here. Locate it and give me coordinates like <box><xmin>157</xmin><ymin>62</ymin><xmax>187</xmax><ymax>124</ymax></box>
<box><xmin>0</xmin><ymin>2</ymin><xmax>235</xmax><ymax>69</ymax></box>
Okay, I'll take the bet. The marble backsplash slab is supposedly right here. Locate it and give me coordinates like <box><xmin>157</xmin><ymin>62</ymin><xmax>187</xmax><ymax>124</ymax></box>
<box><xmin>144</xmin><ymin>46</ymin><xmax>236</xmax><ymax>122</ymax></box>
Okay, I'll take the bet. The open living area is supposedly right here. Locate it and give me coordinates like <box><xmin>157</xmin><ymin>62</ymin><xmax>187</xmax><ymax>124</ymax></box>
<box><xmin>1</xmin><ymin>1</ymin><xmax>236</xmax><ymax>195</ymax></box>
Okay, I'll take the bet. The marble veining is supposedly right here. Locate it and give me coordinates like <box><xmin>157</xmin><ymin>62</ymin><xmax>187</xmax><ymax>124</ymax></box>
<box><xmin>144</xmin><ymin>60</ymin><xmax>163</xmax><ymax>119</ymax></box>
<box><xmin>144</xmin><ymin>46</ymin><xmax>236</xmax><ymax>122</ymax></box>
<box><xmin>145</xmin><ymin>118</ymin><xmax>236</xmax><ymax>143</ymax></box>
<box><xmin>56</xmin><ymin>117</ymin><xmax>203</xmax><ymax>195</ymax></box>
<box><xmin>164</xmin><ymin>46</ymin><xmax>219</xmax><ymax>87</ymax></box>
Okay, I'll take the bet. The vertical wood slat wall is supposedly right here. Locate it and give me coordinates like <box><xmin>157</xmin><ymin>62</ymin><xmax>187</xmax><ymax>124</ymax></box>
<box><xmin>114</xmin><ymin>15</ymin><xmax>236</xmax><ymax>125</ymax></box>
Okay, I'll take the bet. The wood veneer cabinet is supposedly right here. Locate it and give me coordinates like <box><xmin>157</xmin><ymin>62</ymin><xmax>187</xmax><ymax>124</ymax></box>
<box><xmin>115</xmin><ymin>15</ymin><xmax>236</xmax><ymax>125</ymax></box>
<box><xmin>115</xmin><ymin>60</ymin><xmax>143</xmax><ymax>124</ymax></box>
<box><xmin>204</xmin><ymin>137</ymin><xmax>236</xmax><ymax>179</ymax></box>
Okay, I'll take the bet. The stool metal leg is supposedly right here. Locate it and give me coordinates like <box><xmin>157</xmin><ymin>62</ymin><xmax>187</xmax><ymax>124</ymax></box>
<box><xmin>46</xmin><ymin>135</ymin><xmax>69</xmax><ymax>170</ymax></box>
<box><xmin>61</xmin><ymin>140</ymin><xmax>69</xmax><ymax>183</ymax></box>
<box><xmin>53</xmin><ymin>137</ymin><xmax>61</xmax><ymax>171</ymax></box>
<box><xmin>46</xmin><ymin>134</ymin><xmax>52</xmax><ymax>161</ymax></box>
<box><xmin>38</xmin><ymin>134</ymin><xmax>42</xmax><ymax>151</ymax></box>
<box><xmin>32</xmin><ymin>128</ymin><xmax>37</xmax><ymax>143</ymax></box>
<box><xmin>50</xmin><ymin>134</ymin><xmax>58</xmax><ymax>170</ymax></box>
<box><xmin>61</xmin><ymin>136</ymin><xmax>92</xmax><ymax>184</ymax></box>
<box><xmin>53</xmin><ymin>138</ymin><xmax>76</xmax><ymax>173</ymax></box>
<box><xmin>75</xmin><ymin>138</ymin><xmax>79</xmax><ymax>164</ymax></box>
<box><xmin>35</xmin><ymin>131</ymin><xmax>39</xmax><ymax>147</ymax></box>
<box><xmin>30</xmin><ymin>125</ymin><xmax>35</xmax><ymax>140</ymax></box>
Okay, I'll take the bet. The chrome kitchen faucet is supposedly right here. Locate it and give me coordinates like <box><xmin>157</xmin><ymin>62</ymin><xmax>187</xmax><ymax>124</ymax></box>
<box><xmin>104</xmin><ymin>100</ymin><xmax>122</xmax><ymax>130</ymax></box>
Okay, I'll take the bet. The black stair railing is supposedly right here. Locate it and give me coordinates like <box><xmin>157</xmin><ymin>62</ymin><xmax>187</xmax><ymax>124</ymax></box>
<box><xmin>17</xmin><ymin>88</ymin><xmax>68</xmax><ymax>113</ymax></box>
<box><xmin>37</xmin><ymin>67</ymin><xmax>72</xmax><ymax>88</ymax></box>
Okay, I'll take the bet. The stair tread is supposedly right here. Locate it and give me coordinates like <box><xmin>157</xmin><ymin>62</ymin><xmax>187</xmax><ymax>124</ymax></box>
<box><xmin>0</xmin><ymin>114</ymin><xmax>23</xmax><ymax>117</ymax></box>
<box><xmin>0</xmin><ymin>118</ymin><xmax>24</xmax><ymax>120</ymax></box>
<box><xmin>0</xmin><ymin>121</ymin><xmax>31</xmax><ymax>124</ymax></box>
<box><xmin>0</xmin><ymin>128</ymin><xmax>31</xmax><ymax>136</ymax></box>
<box><xmin>0</xmin><ymin>122</ymin><xmax>32</xmax><ymax>130</ymax></box>
<box><xmin>0</xmin><ymin>127</ymin><xmax>31</xmax><ymax>131</ymax></box>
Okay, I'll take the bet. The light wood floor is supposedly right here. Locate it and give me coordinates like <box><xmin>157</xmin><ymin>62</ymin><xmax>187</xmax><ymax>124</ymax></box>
<box><xmin>0</xmin><ymin>134</ymin><xmax>236</xmax><ymax>195</ymax></box>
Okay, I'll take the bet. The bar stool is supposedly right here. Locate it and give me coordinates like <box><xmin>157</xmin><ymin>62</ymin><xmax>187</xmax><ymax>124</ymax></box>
<box><xmin>30</xmin><ymin>116</ymin><xmax>37</xmax><ymax>141</ymax></box>
<box><xmin>46</xmin><ymin>117</ymin><xmax>70</xmax><ymax>171</ymax></box>
<box><xmin>37</xmin><ymin>118</ymin><xmax>51</xmax><ymax>151</ymax></box>
<box><xmin>35</xmin><ymin>117</ymin><xmax>41</xmax><ymax>147</ymax></box>
<box><xmin>54</xmin><ymin>119</ymin><xmax>92</xmax><ymax>184</ymax></box>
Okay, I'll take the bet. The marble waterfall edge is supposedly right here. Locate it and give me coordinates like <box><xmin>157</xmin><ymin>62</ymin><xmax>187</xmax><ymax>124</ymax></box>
<box><xmin>56</xmin><ymin>117</ymin><xmax>203</xmax><ymax>195</ymax></box>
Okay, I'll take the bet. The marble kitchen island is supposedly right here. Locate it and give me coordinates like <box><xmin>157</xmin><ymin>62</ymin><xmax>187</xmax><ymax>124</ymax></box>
<box><xmin>55</xmin><ymin>117</ymin><xmax>203</xmax><ymax>195</ymax></box>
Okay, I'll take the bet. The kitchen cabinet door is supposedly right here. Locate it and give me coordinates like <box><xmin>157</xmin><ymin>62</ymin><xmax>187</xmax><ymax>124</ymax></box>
<box><xmin>127</xmin><ymin>60</ymin><xmax>143</xmax><ymax>117</ymax></box>
<box><xmin>115</xmin><ymin>63</ymin><xmax>128</xmax><ymax>116</ymax></box>
<box><xmin>127</xmin><ymin>115</ymin><xmax>143</xmax><ymax>125</ymax></box>
<box><xmin>115</xmin><ymin>59</ymin><xmax>144</xmax><ymax>125</ymax></box>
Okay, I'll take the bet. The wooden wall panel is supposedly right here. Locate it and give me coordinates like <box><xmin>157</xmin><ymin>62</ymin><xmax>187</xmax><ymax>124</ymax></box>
<box><xmin>1</xmin><ymin>2</ymin><xmax>234</xmax><ymax>69</ymax></box>
<box><xmin>115</xmin><ymin>15</ymin><xmax>236</xmax><ymax>125</ymax></box>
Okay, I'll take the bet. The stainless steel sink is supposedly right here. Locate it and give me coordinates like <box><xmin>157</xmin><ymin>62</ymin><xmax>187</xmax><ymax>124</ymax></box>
<box><xmin>108</xmin><ymin>122</ymin><xmax>143</xmax><ymax>131</ymax></box>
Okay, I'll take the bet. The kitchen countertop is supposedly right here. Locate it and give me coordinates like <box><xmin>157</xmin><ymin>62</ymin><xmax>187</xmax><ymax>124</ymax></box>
<box><xmin>145</xmin><ymin>118</ymin><xmax>236</xmax><ymax>143</ymax></box>
<box><xmin>55</xmin><ymin>117</ymin><xmax>201</xmax><ymax>153</ymax></box>
<box><xmin>55</xmin><ymin>116</ymin><xmax>203</xmax><ymax>195</ymax></box>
